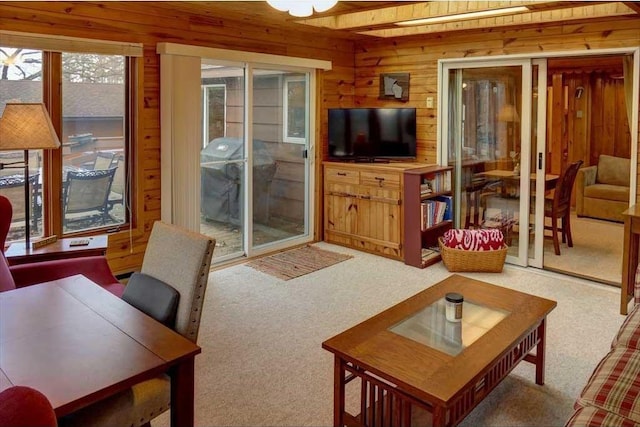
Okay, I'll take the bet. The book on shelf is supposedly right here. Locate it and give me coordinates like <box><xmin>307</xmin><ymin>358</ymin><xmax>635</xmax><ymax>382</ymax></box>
<box><xmin>420</xmin><ymin>182</ymin><xmax>432</xmax><ymax>196</ymax></box>
<box><xmin>421</xmin><ymin>248</ymin><xmax>437</xmax><ymax>259</ymax></box>
<box><xmin>420</xmin><ymin>199</ymin><xmax>448</xmax><ymax>230</ymax></box>
<box><xmin>433</xmin><ymin>195</ymin><xmax>453</xmax><ymax>221</ymax></box>
<box><xmin>422</xmin><ymin>169</ymin><xmax>451</xmax><ymax>194</ymax></box>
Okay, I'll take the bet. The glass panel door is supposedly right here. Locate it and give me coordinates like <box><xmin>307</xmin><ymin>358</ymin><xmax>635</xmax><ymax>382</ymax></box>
<box><xmin>442</xmin><ymin>60</ymin><xmax>533</xmax><ymax>266</ymax></box>
<box><xmin>200</xmin><ymin>62</ymin><xmax>312</xmax><ymax>262</ymax></box>
<box><xmin>251</xmin><ymin>69</ymin><xmax>309</xmax><ymax>250</ymax></box>
<box><xmin>200</xmin><ymin>64</ymin><xmax>246</xmax><ymax>261</ymax></box>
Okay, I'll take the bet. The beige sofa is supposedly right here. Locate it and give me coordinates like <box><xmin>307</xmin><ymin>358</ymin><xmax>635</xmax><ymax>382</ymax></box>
<box><xmin>576</xmin><ymin>154</ymin><xmax>630</xmax><ymax>223</ymax></box>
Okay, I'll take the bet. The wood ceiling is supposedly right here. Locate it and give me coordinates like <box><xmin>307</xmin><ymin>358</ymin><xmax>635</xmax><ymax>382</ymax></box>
<box><xmin>184</xmin><ymin>1</ymin><xmax>640</xmax><ymax>40</ymax></box>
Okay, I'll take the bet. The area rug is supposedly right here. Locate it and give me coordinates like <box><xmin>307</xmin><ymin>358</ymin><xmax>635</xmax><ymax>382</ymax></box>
<box><xmin>246</xmin><ymin>245</ymin><xmax>352</xmax><ymax>280</ymax></box>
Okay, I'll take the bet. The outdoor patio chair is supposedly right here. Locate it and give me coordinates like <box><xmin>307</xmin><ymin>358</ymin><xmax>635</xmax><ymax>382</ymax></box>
<box><xmin>0</xmin><ymin>174</ymin><xmax>41</xmax><ymax>237</ymax></box>
<box><xmin>91</xmin><ymin>151</ymin><xmax>117</xmax><ymax>170</ymax></box>
<box><xmin>107</xmin><ymin>154</ymin><xmax>125</xmax><ymax>211</ymax></box>
<box><xmin>63</xmin><ymin>168</ymin><xmax>116</xmax><ymax>229</ymax></box>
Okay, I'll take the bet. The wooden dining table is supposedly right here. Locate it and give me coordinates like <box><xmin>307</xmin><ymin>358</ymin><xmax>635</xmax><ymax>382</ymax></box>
<box><xmin>478</xmin><ymin>169</ymin><xmax>559</xmax><ymax>193</ymax></box>
<box><xmin>0</xmin><ymin>274</ymin><xmax>201</xmax><ymax>426</ymax></box>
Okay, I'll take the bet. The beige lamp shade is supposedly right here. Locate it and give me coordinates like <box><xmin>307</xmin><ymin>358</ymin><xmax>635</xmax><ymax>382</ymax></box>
<box><xmin>498</xmin><ymin>103</ymin><xmax>520</xmax><ymax>123</ymax></box>
<box><xmin>0</xmin><ymin>103</ymin><xmax>61</xmax><ymax>151</ymax></box>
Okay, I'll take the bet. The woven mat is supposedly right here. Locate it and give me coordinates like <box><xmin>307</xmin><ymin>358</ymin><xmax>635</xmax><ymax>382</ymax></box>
<box><xmin>246</xmin><ymin>245</ymin><xmax>352</xmax><ymax>280</ymax></box>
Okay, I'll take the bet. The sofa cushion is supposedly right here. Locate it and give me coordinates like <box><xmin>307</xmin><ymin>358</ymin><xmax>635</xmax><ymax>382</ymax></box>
<box><xmin>442</xmin><ymin>228</ymin><xmax>504</xmax><ymax>251</ymax></box>
<box><xmin>597</xmin><ymin>155</ymin><xmax>630</xmax><ymax>187</ymax></box>
<box><xmin>577</xmin><ymin>347</ymin><xmax>640</xmax><ymax>423</ymax></box>
<box><xmin>612</xmin><ymin>306</ymin><xmax>640</xmax><ymax>350</ymax></box>
<box><xmin>584</xmin><ymin>184</ymin><xmax>630</xmax><ymax>203</ymax></box>
<box><xmin>565</xmin><ymin>405</ymin><xmax>640</xmax><ymax>427</ymax></box>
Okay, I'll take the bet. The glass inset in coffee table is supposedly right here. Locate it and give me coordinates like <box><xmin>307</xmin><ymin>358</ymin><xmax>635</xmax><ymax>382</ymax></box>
<box><xmin>322</xmin><ymin>274</ymin><xmax>557</xmax><ymax>427</ymax></box>
<box><xmin>390</xmin><ymin>297</ymin><xmax>510</xmax><ymax>357</ymax></box>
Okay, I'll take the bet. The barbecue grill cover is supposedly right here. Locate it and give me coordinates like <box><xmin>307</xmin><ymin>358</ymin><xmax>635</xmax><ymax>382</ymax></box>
<box><xmin>200</xmin><ymin>137</ymin><xmax>277</xmax><ymax>225</ymax></box>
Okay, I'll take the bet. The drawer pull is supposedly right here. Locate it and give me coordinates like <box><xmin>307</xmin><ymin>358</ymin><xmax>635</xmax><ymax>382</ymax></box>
<box><xmin>337</xmin><ymin>172</ymin><xmax>347</xmax><ymax>176</ymax></box>
<box><xmin>375</xmin><ymin>176</ymin><xmax>385</xmax><ymax>187</ymax></box>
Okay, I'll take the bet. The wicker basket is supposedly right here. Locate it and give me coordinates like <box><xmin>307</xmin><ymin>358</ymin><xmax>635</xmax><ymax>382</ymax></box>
<box><xmin>438</xmin><ymin>237</ymin><xmax>507</xmax><ymax>273</ymax></box>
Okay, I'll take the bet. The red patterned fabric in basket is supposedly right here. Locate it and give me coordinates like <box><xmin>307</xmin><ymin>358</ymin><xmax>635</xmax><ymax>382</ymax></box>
<box><xmin>442</xmin><ymin>229</ymin><xmax>504</xmax><ymax>251</ymax></box>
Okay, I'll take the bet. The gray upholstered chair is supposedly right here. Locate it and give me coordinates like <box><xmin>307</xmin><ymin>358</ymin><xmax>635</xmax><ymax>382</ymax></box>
<box><xmin>59</xmin><ymin>221</ymin><xmax>215</xmax><ymax>427</ymax></box>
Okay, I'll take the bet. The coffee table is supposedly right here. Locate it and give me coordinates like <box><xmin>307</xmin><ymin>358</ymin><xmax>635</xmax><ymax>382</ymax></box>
<box><xmin>322</xmin><ymin>274</ymin><xmax>557</xmax><ymax>427</ymax></box>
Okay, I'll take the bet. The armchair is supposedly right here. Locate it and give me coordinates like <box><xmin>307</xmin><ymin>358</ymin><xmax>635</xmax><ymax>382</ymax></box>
<box><xmin>0</xmin><ymin>194</ymin><xmax>124</xmax><ymax>296</ymax></box>
<box><xmin>576</xmin><ymin>154</ymin><xmax>630</xmax><ymax>222</ymax></box>
<box><xmin>0</xmin><ymin>386</ymin><xmax>57</xmax><ymax>427</ymax></box>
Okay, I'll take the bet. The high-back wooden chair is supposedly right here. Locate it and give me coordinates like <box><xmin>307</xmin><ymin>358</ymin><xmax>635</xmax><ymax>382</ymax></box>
<box><xmin>59</xmin><ymin>221</ymin><xmax>216</xmax><ymax>427</ymax></box>
<box><xmin>545</xmin><ymin>160</ymin><xmax>583</xmax><ymax>255</ymax></box>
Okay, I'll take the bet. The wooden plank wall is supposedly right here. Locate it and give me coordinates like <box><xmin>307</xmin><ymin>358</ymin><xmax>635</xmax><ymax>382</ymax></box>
<box><xmin>0</xmin><ymin>1</ymin><xmax>355</xmax><ymax>274</ymax></box>
<box><xmin>353</xmin><ymin>17</ymin><xmax>640</xmax><ymax>175</ymax></box>
<box><xmin>548</xmin><ymin>71</ymin><xmax>631</xmax><ymax>172</ymax></box>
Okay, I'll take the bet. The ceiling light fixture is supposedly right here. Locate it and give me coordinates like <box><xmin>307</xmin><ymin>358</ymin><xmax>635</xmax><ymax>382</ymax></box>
<box><xmin>266</xmin><ymin>0</ymin><xmax>338</xmax><ymax>18</ymax></box>
<box><xmin>396</xmin><ymin>6</ymin><xmax>528</xmax><ymax>26</ymax></box>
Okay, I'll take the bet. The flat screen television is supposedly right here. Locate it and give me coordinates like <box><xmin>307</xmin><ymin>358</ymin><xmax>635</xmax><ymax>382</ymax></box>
<box><xmin>328</xmin><ymin>108</ymin><xmax>417</xmax><ymax>161</ymax></box>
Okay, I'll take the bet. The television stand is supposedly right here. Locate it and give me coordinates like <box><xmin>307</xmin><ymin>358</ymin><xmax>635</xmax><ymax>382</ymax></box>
<box><xmin>353</xmin><ymin>157</ymin><xmax>390</xmax><ymax>163</ymax></box>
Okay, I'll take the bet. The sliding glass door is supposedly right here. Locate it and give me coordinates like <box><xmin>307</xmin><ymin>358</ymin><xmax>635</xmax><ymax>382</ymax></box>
<box><xmin>251</xmin><ymin>69</ymin><xmax>309</xmax><ymax>249</ymax></box>
<box><xmin>441</xmin><ymin>59</ymin><xmax>542</xmax><ymax>266</ymax></box>
<box><xmin>200</xmin><ymin>61</ymin><xmax>312</xmax><ymax>263</ymax></box>
<box><xmin>200</xmin><ymin>63</ymin><xmax>246</xmax><ymax>261</ymax></box>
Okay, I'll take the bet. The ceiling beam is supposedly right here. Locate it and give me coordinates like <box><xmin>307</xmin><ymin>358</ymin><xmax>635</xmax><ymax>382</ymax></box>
<box><xmin>355</xmin><ymin>2</ymin><xmax>637</xmax><ymax>38</ymax></box>
<box><xmin>297</xmin><ymin>1</ymin><xmax>571</xmax><ymax>31</ymax></box>
<box><xmin>622</xmin><ymin>1</ymin><xmax>640</xmax><ymax>14</ymax></box>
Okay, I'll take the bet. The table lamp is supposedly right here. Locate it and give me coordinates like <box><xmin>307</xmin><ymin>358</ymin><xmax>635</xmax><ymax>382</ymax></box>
<box><xmin>0</xmin><ymin>103</ymin><xmax>61</xmax><ymax>247</ymax></box>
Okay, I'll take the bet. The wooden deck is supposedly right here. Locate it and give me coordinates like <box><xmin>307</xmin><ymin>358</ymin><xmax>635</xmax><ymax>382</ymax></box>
<box><xmin>200</xmin><ymin>216</ymin><xmax>305</xmax><ymax>260</ymax></box>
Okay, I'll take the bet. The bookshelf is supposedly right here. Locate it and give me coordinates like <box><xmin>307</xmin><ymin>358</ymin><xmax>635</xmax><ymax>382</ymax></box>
<box><xmin>404</xmin><ymin>165</ymin><xmax>453</xmax><ymax>268</ymax></box>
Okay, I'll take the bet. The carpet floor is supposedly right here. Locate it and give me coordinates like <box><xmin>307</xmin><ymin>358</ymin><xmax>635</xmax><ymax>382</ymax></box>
<box><xmin>154</xmin><ymin>242</ymin><xmax>626</xmax><ymax>427</ymax></box>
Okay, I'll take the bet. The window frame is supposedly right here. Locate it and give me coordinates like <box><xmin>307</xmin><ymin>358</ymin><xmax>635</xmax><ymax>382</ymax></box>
<box><xmin>201</xmin><ymin>83</ymin><xmax>227</xmax><ymax>148</ymax></box>
<box><xmin>282</xmin><ymin>75</ymin><xmax>307</xmax><ymax>144</ymax></box>
<box><xmin>1</xmin><ymin>48</ymin><xmax>137</xmax><ymax>240</ymax></box>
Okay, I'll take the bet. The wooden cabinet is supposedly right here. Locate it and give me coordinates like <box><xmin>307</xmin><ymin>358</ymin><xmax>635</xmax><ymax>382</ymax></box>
<box><xmin>403</xmin><ymin>165</ymin><xmax>453</xmax><ymax>268</ymax></box>
<box><xmin>324</xmin><ymin>162</ymin><xmax>417</xmax><ymax>260</ymax></box>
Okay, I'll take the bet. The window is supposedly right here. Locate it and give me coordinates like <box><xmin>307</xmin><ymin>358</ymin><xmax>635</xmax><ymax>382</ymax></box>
<box><xmin>0</xmin><ymin>44</ymin><xmax>135</xmax><ymax>242</ymax></box>
<box><xmin>202</xmin><ymin>83</ymin><xmax>226</xmax><ymax>146</ymax></box>
<box><xmin>61</xmin><ymin>52</ymin><xmax>128</xmax><ymax>233</ymax></box>
<box><xmin>282</xmin><ymin>75</ymin><xmax>307</xmax><ymax>144</ymax></box>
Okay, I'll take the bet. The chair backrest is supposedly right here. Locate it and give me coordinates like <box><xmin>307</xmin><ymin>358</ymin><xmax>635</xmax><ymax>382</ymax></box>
<box><xmin>553</xmin><ymin>160</ymin><xmax>584</xmax><ymax>215</ymax></box>
<box><xmin>92</xmin><ymin>151</ymin><xmax>116</xmax><ymax>171</ymax></box>
<box><xmin>141</xmin><ymin>221</ymin><xmax>215</xmax><ymax>342</ymax></box>
<box><xmin>63</xmin><ymin>168</ymin><xmax>116</xmax><ymax>215</ymax></box>
<box><xmin>110</xmin><ymin>155</ymin><xmax>126</xmax><ymax>196</ymax></box>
